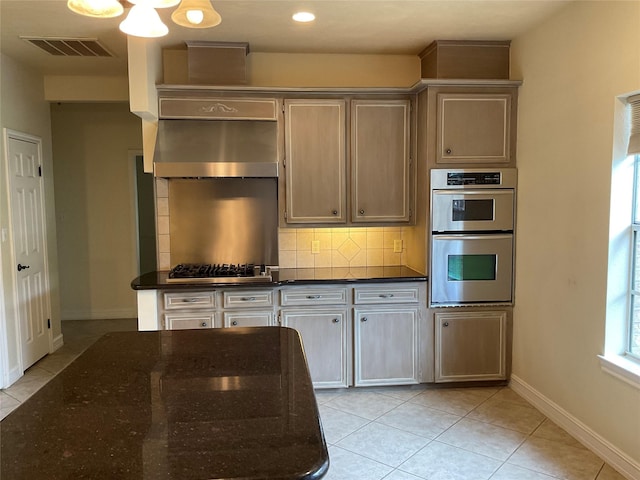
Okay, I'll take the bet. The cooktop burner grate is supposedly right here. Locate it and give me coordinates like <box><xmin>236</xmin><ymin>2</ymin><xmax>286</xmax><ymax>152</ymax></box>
<box><xmin>167</xmin><ymin>263</ymin><xmax>273</xmax><ymax>283</ymax></box>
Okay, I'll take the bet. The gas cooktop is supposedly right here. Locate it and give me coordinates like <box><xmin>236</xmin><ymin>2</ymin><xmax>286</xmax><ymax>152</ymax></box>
<box><xmin>166</xmin><ymin>263</ymin><xmax>274</xmax><ymax>284</ymax></box>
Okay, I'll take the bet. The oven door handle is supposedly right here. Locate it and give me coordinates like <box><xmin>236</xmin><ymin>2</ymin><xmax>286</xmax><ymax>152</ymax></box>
<box><xmin>431</xmin><ymin>233</ymin><xmax>513</xmax><ymax>241</ymax></box>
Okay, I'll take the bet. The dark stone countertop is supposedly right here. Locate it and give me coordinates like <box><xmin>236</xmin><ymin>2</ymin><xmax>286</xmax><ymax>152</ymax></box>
<box><xmin>132</xmin><ymin>266</ymin><xmax>427</xmax><ymax>290</ymax></box>
<box><xmin>1</xmin><ymin>328</ymin><xmax>329</xmax><ymax>480</ymax></box>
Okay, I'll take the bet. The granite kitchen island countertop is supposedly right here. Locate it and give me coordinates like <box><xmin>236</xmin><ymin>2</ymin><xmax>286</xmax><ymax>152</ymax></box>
<box><xmin>1</xmin><ymin>328</ymin><xmax>329</xmax><ymax>480</ymax></box>
<box><xmin>132</xmin><ymin>266</ymin><xmax>427</xmax><ymax>290</ymax></box>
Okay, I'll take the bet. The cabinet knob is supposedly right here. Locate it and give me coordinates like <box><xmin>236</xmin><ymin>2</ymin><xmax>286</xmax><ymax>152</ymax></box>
<box><xmin>445</xmin><ymin>148</ymin><xmax>452</xmax><ymax>155</ymax></box>
<box><xmin>361</xmin><ymin>317</ymin><xmax>368</xmax><ymax>322</ymax></box>
<box><xmin>332</xmin><ymin>210</ymin><xmax>338</xmax><ymax>215</ymax></box>
<box><xmin>443</xmin><ymin>321</ymin><xmax>449</xmax><ymax>327</ymax></box>
<box><xmin>359</xmin><ymin>209</ymin><xmax>365</xmax><ymax>215</ymax></box>
<box><xmin>201</xmin><ymin>322</ymin><xmax>207</xmax><ymax>327</ymax></box>
<box><xmin>232</xmin><ymin>320</ymin><xmax>238</xmax><ymax>326</ymax></box>
<box><xmin>332</xmin><ymin>318</ymin><xmax>340</xmax><ymax>323</ymax></box>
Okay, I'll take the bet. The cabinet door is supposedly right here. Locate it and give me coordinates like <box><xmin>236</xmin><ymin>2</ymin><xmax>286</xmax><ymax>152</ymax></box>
<box><xmin>436</xmin><ymin>93</ymin><xmax>512</xmax><ymax>164</ymax></box>
<box><xmin>165</xmin><ymin>313</ymin><xmax>216</xmax><ymax>330</ymax></box>
<box><xmin>352</xmin><ymin>100</ymin><xmax>411</xmax><ymax>223</ymax></box>
<box><xmin>434</xmin><ymin>310</ymin><xmax>507</xmax><ymax>382</ymax></box>
<box><xmin>284</xmin><ymin>99</ymin><xmax>346</xmax><ymax>224</ymax></box>
<box><xmin>282</xmin><ymin>309</ymin><xmax>349</xmax><ymax>388</ymax></box>
<box><xmin>353</xmin><ymin>307</ymin><xmax>419</xmax><ymax>386</ymax></box>
<box><xmin>224</xmin><ymin>311</ymin><xmax>274</xmax><ymax>327</ymax></box>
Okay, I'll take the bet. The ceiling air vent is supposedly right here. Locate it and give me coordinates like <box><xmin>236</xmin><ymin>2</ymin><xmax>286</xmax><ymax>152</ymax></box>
<box><xmin>20</xmin><ymin>37</ymin><xmax>114</xmax><ymax>57</ymax></box>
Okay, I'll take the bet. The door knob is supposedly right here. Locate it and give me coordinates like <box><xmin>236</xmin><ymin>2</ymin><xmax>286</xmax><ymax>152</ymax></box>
<box><xmin>17</xmin><ymin>264</ymin><xmax>30</xmax><ymax>272</ymax></box>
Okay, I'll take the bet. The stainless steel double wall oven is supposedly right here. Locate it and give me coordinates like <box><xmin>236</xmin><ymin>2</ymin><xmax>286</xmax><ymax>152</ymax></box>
<box><xmin>430</xmin><ymin>169</ymin><xmax>517</xmax><ymax>306</ymax></box>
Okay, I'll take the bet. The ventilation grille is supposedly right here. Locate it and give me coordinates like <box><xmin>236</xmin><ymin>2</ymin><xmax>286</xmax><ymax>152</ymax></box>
<box><xmin>21</xmin><ymin>37</ymin><xmax>114</xmax><ymax>57</ymax></box>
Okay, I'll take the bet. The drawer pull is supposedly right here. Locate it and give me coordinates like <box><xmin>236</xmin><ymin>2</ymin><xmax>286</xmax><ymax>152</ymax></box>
<box><xmin>378</xmin><ymin>294</ymin><xmax>395</xmax><ymax>298</ymax></box>
<box><xmin>182</xmin><ymin>298</ymin><xmax>198</xmax><ymax>303</ymax></box>
<box><xmin>200</xmin><ymin>322</ymin><xmax>207</xmax><ymax>327</ymax></box>
<box><xmin>241</xmin><ymin>297</ymin><xmax>257</xmax><ymax>301</ymax></box>
<box><xmin>306</xmin><ymin>295</ymin><xmax>321</xmax><ymax>299</ymax></box>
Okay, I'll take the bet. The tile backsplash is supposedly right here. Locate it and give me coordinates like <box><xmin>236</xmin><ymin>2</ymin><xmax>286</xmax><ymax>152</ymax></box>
<box><xmin>156</xmin><ymin>178</ymin><xmax>408</xmax><ymax>270</ymax></box>
<box><xmin>278</xmin><ymin>227</ymin><xmax>407</xmax><ymax>269</ymax></box>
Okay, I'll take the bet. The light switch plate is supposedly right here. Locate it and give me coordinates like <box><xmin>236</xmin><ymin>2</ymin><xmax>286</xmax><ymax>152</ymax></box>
<box><xmin>311</xmin><ymin>240</ymin><xmax>320</xmax><ymax>254</ymax></box>
<box><xmin>393</xmin><ymin>239</ymin><xmax>403</xmax><ymax>253</ymax></box>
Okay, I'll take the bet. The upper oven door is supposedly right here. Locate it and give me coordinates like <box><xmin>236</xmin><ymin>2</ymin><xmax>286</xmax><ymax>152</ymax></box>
<box><xmin>432</xmin><ymin>189</ymin><xmax>514</xmax><ymax>233</ymax></box>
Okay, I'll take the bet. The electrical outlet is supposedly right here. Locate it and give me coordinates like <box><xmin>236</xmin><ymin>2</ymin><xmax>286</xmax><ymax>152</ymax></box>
<box><xmin>393</xmin><ymin>239</ymin><xmax>403</xmax><ymax>253</ymax></box>
<box><xmin>311</xmin><ymin>240</ymin><xmax>320</xmax><ymax>254</ymax></box>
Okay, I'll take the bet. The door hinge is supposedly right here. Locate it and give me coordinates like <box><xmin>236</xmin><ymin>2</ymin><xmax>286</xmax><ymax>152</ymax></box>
<box><xmin>38</xmin><ymin>165</ymin><xmax>42</xmax><ymax>177</ymax></box>
<box><xmin>47</xmin><ymin>318</ymin><xmax>51</xmax><ymax>329</ymax></box>
<box><xmin>284</xmin><ymin>211</ymin><xmax>287</xmax><ymax>219</ymax></box>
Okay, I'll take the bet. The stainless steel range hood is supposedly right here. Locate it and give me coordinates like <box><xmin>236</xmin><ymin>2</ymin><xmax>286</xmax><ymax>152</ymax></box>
<box><xmin>153</xmin><ymin>119</ymin><xmax>278</xmax><ymax>178</ymax></box>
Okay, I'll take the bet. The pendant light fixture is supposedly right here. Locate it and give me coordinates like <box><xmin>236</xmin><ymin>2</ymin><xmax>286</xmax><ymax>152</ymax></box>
<box><xmin>67</xmin><ymin>0</ymin><xmax>222</xmax><ymax>37</ymax></box>
<box><xmin>127</xmin><ymin>0</ymin><xmax>181</xmax><ymax>7</ymax></box>
<box><xmin>171</xmin><ymin>0</ymin><xmax>221</xmax><ymax>28</ymax></box>
<box><xmin>67</xmin><ymin>0</ymin><xmax>124</xmax><ymax>18</ymax></box>
<box><xmin>119</xmin><ymin>1</ymin><xmax>169</xmax><ymax>37</ymax></box>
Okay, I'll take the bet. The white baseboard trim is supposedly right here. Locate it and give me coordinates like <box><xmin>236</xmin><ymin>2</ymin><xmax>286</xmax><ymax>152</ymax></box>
<box><xmin>51</xmin><ymin>333</ymin><xmax>64</xmax><ymax>351</ymax></box>
<box><xmin>61</xmin><ymin>308</ymin><xmax>137</xmax><ymax>321</ymax></box>
<box><xmin>4</xmin><ymin>365</ymin><xmax>22</xmax><ymax>389</ymax></box>
<box><xmin>510</xmin><ymin>375</ymin><xmax>640</xmax><ymax>480</ymax></box>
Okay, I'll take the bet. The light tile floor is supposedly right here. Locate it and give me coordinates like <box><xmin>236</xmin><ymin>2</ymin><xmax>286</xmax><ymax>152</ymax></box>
<box><xmin>0</xmin><ymin>319</ymin><xmax>630</xmax><ymax>480</ymax></box>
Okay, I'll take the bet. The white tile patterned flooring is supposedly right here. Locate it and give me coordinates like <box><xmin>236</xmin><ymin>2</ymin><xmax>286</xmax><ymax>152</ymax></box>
<box><xmin>0</xmin><ymin>319</ymin><xmax>629</xmax><ymax>480</ymax></box>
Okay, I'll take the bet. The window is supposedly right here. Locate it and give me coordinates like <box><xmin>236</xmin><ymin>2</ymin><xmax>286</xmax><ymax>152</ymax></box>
<box><xmin>630</xmin><ymin>154</ymin><xmax>640</xmax><ymax>358</ymax></box>
<box><xmin>600</xmin><ymin>94</ymin><xmax>640</xmax><ymax>388</ymax></box>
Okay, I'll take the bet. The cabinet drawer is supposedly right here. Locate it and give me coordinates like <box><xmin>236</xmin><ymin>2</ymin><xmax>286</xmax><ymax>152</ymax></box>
<box><xmin>223</xmin><ymin>290</ymin><xmax>273</xmax><ymax>308</ymax></box>
<box><xmin>353</xmin><ymin>286</ymin><xmax>420</xmax><ymax>304</ymax></box>
<box><xmin>280</xmin><ymin>287</ymin><xmax>348</xmax><ymax>306</ymax></box>
<box><xmin>224</xmin><ymin>311</ymin><xmax>275</xmax><ymax>328</ymax></box>
<box><xmin>164</xmin><ymin>291</ymin><xmax>216</xmax><ymax>310</ymax></box>
<box><xmin>165</xmin><ymin>313</ymin><xmax>216</xmax><ymax>330</ymax></box>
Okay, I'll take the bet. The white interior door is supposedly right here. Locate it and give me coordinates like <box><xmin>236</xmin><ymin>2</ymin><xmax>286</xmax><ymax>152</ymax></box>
<box><xmin>6</xmin><ymin>130</ymin><xmax>50</xmax><ymax>369</ymax></box>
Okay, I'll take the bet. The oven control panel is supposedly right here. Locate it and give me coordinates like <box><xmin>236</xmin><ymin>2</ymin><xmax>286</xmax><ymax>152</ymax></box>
<box><xmin>431</xmin><ymin>168</ymin><xmax>517</xmax><ymax>190</ymax></box>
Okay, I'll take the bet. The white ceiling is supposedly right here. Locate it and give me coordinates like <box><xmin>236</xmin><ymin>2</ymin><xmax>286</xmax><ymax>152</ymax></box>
<box><xmin>0</xmin><ymin>0</ymin><xmax>572</xmax><ymax>77</ymax></box>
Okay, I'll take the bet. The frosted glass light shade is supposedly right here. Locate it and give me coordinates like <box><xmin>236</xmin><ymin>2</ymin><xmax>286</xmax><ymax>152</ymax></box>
<box><xmin>127</xmin><ymin>0</ymin><xmax>181</xmax><ymax>8</ymax></box>
<box><xmin>67</xmin><ymin>0</ymin><xmax>124</xmax><ymax>18</ymax></box>
<box><xmin>119</xmin><ymin>3</ymin><xmax>169</xmax><ymax>37</ymax></box>
<box><xmin>171</xmin><ymin>0</ymin><xmax>221</xmax><ymax>28</ymax></box>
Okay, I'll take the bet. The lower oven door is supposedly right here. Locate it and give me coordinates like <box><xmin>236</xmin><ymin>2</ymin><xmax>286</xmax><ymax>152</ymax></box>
<box><xmin>431</xmin><ymin>233</ymin><xmax>513</xmax><ymax>306</ymax></box>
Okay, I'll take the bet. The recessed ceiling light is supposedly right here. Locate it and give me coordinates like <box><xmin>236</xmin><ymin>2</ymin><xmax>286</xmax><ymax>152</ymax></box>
<box><xmin>292</xmin><ymin>11</ymin><xmax>315</xmax><ymax>23</ymax></box>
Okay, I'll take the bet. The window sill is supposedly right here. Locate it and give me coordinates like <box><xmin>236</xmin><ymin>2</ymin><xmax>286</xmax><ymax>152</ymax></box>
<box><xmin>598</xmin><ymin>354</ymin><xmax>640</xmax><ymax>390</ymax></box>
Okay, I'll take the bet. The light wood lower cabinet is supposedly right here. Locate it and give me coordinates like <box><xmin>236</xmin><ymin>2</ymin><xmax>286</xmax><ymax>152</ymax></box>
<box><xmin>353</xmin><ymin>307</ymin><xmax>420</xmax><ymax>386</ymax></box>
<box><xmin>281</xmin><ymin>308</ymin><xmax>350</xmax><ymax>388</ymax></box>
<box><xmin>434</xmin><ymin>310</ymin><xmax>508</xmax><ymax>382</ymax></box>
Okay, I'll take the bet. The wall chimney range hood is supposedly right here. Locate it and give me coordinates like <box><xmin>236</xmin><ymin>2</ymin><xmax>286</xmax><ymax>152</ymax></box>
<box><xmin>153</xmin><ymin>119</ymin><xmax>279</xmax><ymax>178</ymax></box>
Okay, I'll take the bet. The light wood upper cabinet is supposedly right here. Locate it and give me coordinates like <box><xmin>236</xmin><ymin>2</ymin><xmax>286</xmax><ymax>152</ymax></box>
<box><xmin>435</xmin><ymin>91</ymin><xmax>514</xmax><ymax>165</ymax></box>
<box><xmin>283</xmin><ymin>99</ymin><xmax>346</xmax><ymax>224</ymax></box>
<box><xmin>351</xmin><ymin>100</ymin><xmax>411</xmax><ymax>223</ymax></box>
